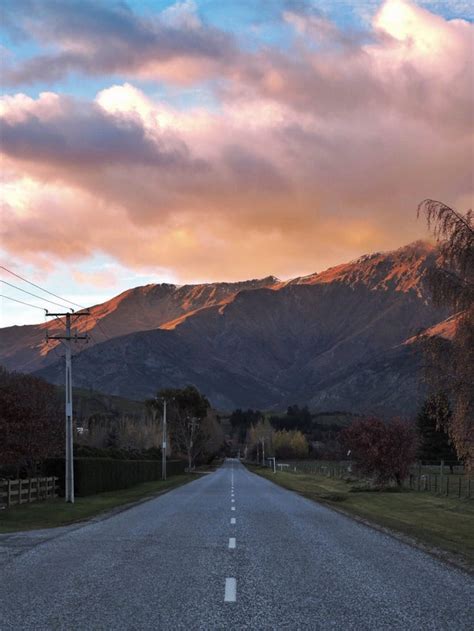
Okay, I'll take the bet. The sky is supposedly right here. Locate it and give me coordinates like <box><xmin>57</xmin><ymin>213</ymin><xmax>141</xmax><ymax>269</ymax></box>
<box><xmin>0</xmin><ymin>0</ymin><xmax>473</xmax><ymax>326</ymax></box>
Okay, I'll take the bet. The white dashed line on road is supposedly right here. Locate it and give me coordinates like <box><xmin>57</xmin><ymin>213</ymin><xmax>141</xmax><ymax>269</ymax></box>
<box><xmin>231</xmin><ymin>518</ymin><xmax>236</xmax><ymax>524</ymax></box>
<box><xmin>231</xmin><ymin>506</ymin><xmax>235</xmax><ymax>511</ymax></box>
<box><xmin>224</xmin><ymin>578</ymin><xmax>237</xmax><ymax>602</ymax></box>
<box><xmin>229</xmin><ymin>537</ymin><xmax>236</xmax><ymax>549</ymax></box>
<box><xmin>231</xmin><ymin>499</ymin><xmax>235</xmax><ymax>503</ymax></box>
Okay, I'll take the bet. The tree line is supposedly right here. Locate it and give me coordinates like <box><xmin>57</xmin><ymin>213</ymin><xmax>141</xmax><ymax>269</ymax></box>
<box><xmin>0</xmin><ymin>374</ymin><xmax>225</xmax><ymax>477</ymax></box>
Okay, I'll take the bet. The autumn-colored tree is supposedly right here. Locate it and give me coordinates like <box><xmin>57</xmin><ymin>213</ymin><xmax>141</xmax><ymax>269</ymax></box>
<box><xmin>273</xmin><ymin>430</ymin><xmax>309</xmax><ymax>459</ymax></box>
<box><xmin>0</xmin><ymin>367</ymin><xmax>64</xmax><ymax>476</ymax></box>
<box><xmin>418</xmin><ymin>199</ymin><xmax>474</xmax><ymax>469</ymax></box>
<box><xmin>341</xmin><ymin>417</ymin><xmax>418</xmax><ymax>487</ymax></box>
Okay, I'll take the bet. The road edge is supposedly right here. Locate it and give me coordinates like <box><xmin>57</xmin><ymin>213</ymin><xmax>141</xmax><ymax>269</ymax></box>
<box><xmin>248</xmin><ymin>465</ymin><xmax>474</xmax><ymax>576</ymax></box>
<box><xmin>0</xmin><ymin>473</ymin><xmax>205</xmax><ymax>537</ymax></box>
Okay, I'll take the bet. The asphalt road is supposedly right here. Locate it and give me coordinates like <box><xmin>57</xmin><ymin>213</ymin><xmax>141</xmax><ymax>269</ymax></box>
<box><xmin>0</xmin><ymin>460</ymin><xmax>473</xmax><ymax>630</ymax></box>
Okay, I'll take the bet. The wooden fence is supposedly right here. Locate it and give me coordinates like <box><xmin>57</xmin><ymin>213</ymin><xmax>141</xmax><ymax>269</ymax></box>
<box><xmin>0</xmin><ymin>477</ymin><xmax>59</xmax><ymax>508</ymax></box>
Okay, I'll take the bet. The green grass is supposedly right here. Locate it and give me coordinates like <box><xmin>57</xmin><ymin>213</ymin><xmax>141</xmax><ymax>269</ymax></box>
<box><xmin>250</xmin><ymin>466</ymin><xmax>474</xmax><ymax>569</ymax></box>
<box><xmin>0</xmin><ymin>474</ymin><xmax>196</xmax><ymax>534</ymax></box>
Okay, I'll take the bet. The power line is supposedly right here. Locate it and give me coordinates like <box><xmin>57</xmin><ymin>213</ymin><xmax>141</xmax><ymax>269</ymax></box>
<box><xmin>87</xmin><ymin>331</ymin><xmax>98</xmax><ymax>344</ymax></box>
<box><xmin>0</xmin><ymin>264</ymin><xmax>85</xmax><ymax>310</ymax></box>
<box><xmin>1</xmin><ymin>264</ymin><xmax>111</xmax><ymax>340</ymax></box>
<box><xmin>93</xmin><ymin>321</ymin><xmax>110</xmax><ymax>341</ymax></box>
<box><xmin>0</xmin><ymin>293</ymin><xmax>48</xmax><ymax>312</ymax></box>
<box><xmin>1</xmin><ymin>279</ymin><xmax>73</xmax><ymax>311</ymax></box>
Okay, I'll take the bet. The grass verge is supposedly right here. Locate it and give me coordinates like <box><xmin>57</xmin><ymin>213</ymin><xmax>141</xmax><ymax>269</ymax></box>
<box><xmin>249</xmin><ymin>466</ymin><xmax>474</xmax><ymax>570</ymax></box>
<box><xmin>0</xmin><ymin>474</ymin><xmax>196</xmax><ymax>534</ymax></box>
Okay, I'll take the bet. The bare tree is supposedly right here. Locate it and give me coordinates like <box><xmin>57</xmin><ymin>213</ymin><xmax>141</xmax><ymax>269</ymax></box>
<box><xmin>418</xmin><ymin>199</ymin><xmax>474</xmax><ymax>469</ymax></box>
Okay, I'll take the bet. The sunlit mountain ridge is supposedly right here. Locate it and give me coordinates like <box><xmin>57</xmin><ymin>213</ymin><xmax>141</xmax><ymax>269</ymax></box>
<box><xmin>1</xmin><ymin>241</ymin><xmax>451</xmax><ymax>414</ymax></box>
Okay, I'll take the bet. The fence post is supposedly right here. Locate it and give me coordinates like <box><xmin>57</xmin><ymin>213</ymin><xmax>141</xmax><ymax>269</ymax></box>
<box><xmin>447</xmin><ymin>476</ymin><xmax>450</xmax><ymax>497</ymax></box>
<box><xmin>458</xmin><ymin>476</ymin><xmax>462</xmax><ymax>499</ymax></box>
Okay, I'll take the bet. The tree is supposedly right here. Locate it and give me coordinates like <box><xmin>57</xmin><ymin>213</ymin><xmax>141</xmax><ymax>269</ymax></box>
<box><xmin>418</xmin><ymin>199</ymin><xmax>474</xmax><ymax>469</ymax></box>
<box><xmin>153</xmin><ymin>385</ymin><xmax>214</xmax><ymax>470</ymax></box>
<box><xmin>273</xmin><ymin>430</ymin><xmax>309</xmax><ymax>459</ymax></box>
<box><xmin>341</xmin><ymin>417</ymin><xmax>418</xmax><ymax>487</ymax></box>
<box><xmin>230</xmin><ymin>408</ymin><xmax>263</xmax><ymax>443</ymax></box>
<box><xmin>416</xmin><ymin>394</ymin><xmax>458</xmax><ymax>467</ymax></box>
<box><xmin>0</xmin><ymin>367</ymin><xmax>64</xmax><ymax>476</ymax></box>
<box><xmin>247</xmin><ymin>418</ymin><xmax>274</xmax><ymax>461</ymax></box>
<box><xmin>270</xmin><ymin>405</ymin><xmax>312</xmax><ymax>432</ymax></box>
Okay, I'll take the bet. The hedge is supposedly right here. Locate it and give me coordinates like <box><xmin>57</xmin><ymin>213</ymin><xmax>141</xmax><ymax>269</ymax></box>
<box><xmin>45</xmin><ymin>458</ymin><xmax>186</xmax><ymax>496</ymax></box>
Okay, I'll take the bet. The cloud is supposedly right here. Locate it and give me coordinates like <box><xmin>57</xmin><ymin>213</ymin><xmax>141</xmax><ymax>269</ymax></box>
<box><xmin>1</xmin><ymin>0</ymin><xmax>237</xmax><ymax>86</ymax></box>
<box><xmin>0</xmin><ymin>93</ymin><xmax>198</xmax><ymax>170</ymax></box>
<box><xmin>229</xmin><ymin>0</ymin><xmax>473</xmax><ymax>131</ymax></box>
<box><xmin>0</xmin><ymin>0</ymin><xmax>472</xmax><ymax>281</ymax></box>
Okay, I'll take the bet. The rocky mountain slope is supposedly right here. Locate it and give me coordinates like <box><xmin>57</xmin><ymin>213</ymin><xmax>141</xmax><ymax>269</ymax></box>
<box><xmin>7</xmin><ymin>240</ymin><xmax>451</xmax><ymax>416</ymax></box>
<box><xmin>0</xmin><ymin>276</ymin><xmax>279</xmax><ymax>372</ymax></box>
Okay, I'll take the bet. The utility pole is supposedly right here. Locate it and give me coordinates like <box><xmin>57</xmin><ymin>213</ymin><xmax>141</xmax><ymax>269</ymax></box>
<box><xmin>186</xmin><ymin>417</ymin><xmax>199</xmax><ymax>472</ymax></box>
<box><xmin>46</xmin><ymin>310</ymin><xmax>90</xmax><ymax>503</ymax></box>
<box><xmin>162</xmin><ymin>399</ymin><xmax>167</xmax><ymax>481</ymax></box>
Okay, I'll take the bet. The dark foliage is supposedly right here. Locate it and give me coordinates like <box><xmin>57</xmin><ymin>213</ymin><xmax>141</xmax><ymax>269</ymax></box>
<box><xmin>270</xmin><ymin>405</ymin><xmax>312</xmax><ymax>433</ymax></box>
<box><xmin>150</xmin><ymin>385</ymin><xmax>222</xmax><ymax>469</ymax></box>
<box><xmin>0</xmin><ymin>366</ymin><xmax>64</xmax><ymax>476</ymax></box>
<box><xmin>416</xmin><ymin>394</ymin><xmax>458</xmax><ymax>464</ymax></box>
<box><xmin>230</xmin><ymin>408</ymin><xmax>263</xmax><ymax>442</ymax></box>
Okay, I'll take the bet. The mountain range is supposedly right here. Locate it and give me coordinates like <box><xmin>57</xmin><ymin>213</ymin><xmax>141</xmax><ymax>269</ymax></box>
<box><xmin>0</xmin><ymin>241</ymin><xmax>451</xmax><ymax>415</ymax></box>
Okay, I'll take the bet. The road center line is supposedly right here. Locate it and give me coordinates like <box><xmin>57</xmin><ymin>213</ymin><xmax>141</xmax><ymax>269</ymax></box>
<box><xmin>231</xmin><ymin>506</ymin><xmax>235</xmax><ymax>511</ymax></box>
<box><xmin>229</xmin><ymin>537</ymin><xmax>236</xmax><ymax>549</ymax></box>
<box><xmin>231</xmin><ymin>517</ymin><xmax>236</xmax><ymax>524</ymax></box>
<box><xmin>224</xmin><ymin>578</ymin><xmax>237</xmax><ymax>602</ymax></box>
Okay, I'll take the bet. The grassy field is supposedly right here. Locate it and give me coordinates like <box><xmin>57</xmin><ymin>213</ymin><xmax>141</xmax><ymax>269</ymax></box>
<box><xmin>0</xmin><ymin>474</ymin><xmax>196</xmax><ymax>534</ymax></box>
<box><xmin>284</xmin><ymin>460</ymin><xmax>471</xmax><ymax>497</ymax></box>
<box><xmin>250</xmin><ymin>466</ymin><xmax>474</xmax><ymax>569</ymax></box>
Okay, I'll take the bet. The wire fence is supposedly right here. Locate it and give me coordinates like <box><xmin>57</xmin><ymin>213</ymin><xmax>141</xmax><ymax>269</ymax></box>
<box><xmin>265</xmin><ymin>460</ymin><xmax>473</xmax><ymax>500</ymax></box>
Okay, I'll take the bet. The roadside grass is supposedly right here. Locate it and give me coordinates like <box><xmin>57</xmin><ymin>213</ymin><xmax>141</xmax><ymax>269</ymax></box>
<box><xmin>249</xmin><ymin>466</ymin><xmax>474</xmax><ymax>569</ymax></box>
<box><xmin>0</xmin><ymin>474</ymin><xmax>196</xmax><ymax>534</ymax></box>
